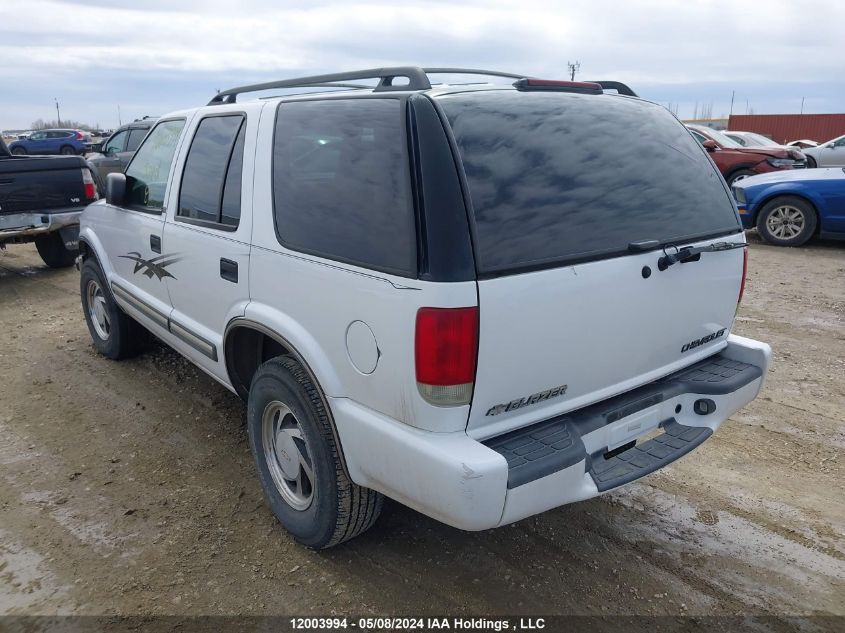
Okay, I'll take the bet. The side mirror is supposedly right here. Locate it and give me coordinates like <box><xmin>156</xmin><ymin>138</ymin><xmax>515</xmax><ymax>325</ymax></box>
<box><xmin>106</xmin><ymin>172</ymin><xmax>127</xmax><ymax>206</ymax></box>
<box><xmin>702</xmin><ymin>140</ymin><xmax>718</xmax><ymax>152</ymax></box>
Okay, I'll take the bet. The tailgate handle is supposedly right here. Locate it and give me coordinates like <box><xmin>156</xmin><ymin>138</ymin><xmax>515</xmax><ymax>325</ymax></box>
<box><xmin>150</xmin><ymin>235</ymin><xmax>161</xmax><ymax>253</ymax></box>
<box><xmin>220</xmin><ymin>258</ymin><xmax>238</xmax><ymax>283</ymax></box>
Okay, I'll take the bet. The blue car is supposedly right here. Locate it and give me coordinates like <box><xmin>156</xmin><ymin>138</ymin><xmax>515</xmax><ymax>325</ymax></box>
<box><xmin>732</xmin><ymin>168</ymin><xmax>845</xmax><ymax>246</ymax></box>
<box><xmin>8</xmin><ymin>129</ymin><xmax>91</xmax><ymax>156</ymax></box>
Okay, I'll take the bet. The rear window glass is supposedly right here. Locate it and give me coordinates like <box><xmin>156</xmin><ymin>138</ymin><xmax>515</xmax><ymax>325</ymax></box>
<box><xmin>440</xmin><ymin>91</ymin><xmax>740</xmax><ymax>274</ymax></box>
<box><xmin>272</xmin><ymin>99</ymin><xmax>415</xmax><ymax>276</ymax></box>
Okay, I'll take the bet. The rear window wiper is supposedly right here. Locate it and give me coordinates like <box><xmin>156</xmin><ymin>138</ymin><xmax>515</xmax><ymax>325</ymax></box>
<box><xmin>658</xmin><ymin>241</ymin><xmax>746</xmax><ymax>271</ymax></box>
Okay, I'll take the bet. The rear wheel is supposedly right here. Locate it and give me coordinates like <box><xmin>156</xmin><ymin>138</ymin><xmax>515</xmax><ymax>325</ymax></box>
<box><xmin>59</xmin><ymin>145</ymin><xmax>76</xmax><ymax>155</ymax></box>
<box><xmin>11</xmin><ymin>147</ymin><xmax>26</xmax><ymax>155</ymax></box>
<box><xmin>247</xmin><ymin>355</ymin><xmax>383</xmax><ymax>549</ymax></box>
<box><xmin>80</xmin><ymin>258</ymin><xmax>146</xmax><ymax>359</ymax></box>
<box><xmin>727</xmin><ymin>169</ymin><xmax>756</xmax><ymax>186</ymax></box>
<box><xmin>34</xmin><ymin>232</ymin><xmax>77</xmax><ymax>268</ymax></box>
<box><xmin>756</xmin><ymin>196</ymin><xmax>817</xmax><ymax>247</ymax></box>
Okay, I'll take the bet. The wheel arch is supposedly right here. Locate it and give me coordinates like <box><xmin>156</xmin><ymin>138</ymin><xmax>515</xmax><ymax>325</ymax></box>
<box><xmin>223</xmin><ymin>318</ymin><xmax>351</xmax><ymax>478</ymax></box>
<box><xmin>724</xmin><ymin>164</ymin><xmax>757</xmax><ymax>184</ymax></box>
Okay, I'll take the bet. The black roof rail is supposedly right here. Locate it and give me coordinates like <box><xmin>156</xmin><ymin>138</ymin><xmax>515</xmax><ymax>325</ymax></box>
<box><xmin>586</xmin><ymin>81</ymin><xmax>638</xmax><ymax>97</ymax></box>
<box><xmin>209</xmin><ymin>67</ymin><xmax>532</xmax><ymax>105</ymax></box>
<box><xmin>209</xmin><ymin>67</ymin><xmax>433</xmax><ymax>105</ymax></box>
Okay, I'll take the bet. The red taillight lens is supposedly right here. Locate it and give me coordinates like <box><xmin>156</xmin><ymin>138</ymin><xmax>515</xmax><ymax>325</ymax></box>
<box><xmin>738</xmin><ymin>248</ymin><xmax>748</xmax><ymax>304</ymax></box>
<box><xmin>81</xmin><ymin>168</ymin><xmax>99</xmax><ymax>201</ymax></box>
<box><xmin>75</xmin><ymin>131</ymin><xmax>84</xmax><ymax>140</ymax></box>
<box><xmin>415</xmin><ymin>307</ymin><xmax>478</xmax><ymax>406</ymax></box>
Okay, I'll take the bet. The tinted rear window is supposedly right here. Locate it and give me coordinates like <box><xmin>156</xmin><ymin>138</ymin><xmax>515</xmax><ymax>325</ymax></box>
<box><xmin>272</xmin><ymin>98</ymin><xmax>415</xmax><ymax>277</ymax></box>
<box><xmin>440</xmin><ymin>91</ymin><xmax>740</xmax><ymax>274</ymax></box>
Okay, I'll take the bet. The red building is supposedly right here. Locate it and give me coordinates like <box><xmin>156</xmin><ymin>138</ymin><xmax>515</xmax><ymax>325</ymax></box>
<box><xmin>727</xmin><ymin>114</ymin><xmax>845</xmax><ymax>144</ymax></box>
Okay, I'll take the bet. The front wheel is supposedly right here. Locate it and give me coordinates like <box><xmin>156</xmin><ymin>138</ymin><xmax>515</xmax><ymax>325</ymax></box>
<box><xmin>34</xmin><ymin>232</ymin><xmax>77</xmax><ymax>268</ymax></box>
<box><xmin>756</xmin><ymin>196</ymin><xmax>817</xmax><ymax>246</ymax></box>
<box><xmin>247</xmin><ymin>356</ymin><xmax>383</xmax><ymax>549</ymax></box>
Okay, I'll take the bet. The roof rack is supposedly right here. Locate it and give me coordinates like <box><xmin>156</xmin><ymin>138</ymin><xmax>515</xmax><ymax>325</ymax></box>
<box><xmin>586</xmin><ymin>81</ymin><xmax>638</xmax><ymax>97</ymax></box>
<box><xmin>209</xmin><ymin>67</ymin><xmax>638</xmax><ymax>104</ymax></box>
<box><xmin>209</xmin><ymin>67</ymin><xmax>527</xmax><ymax>105</ymax></box>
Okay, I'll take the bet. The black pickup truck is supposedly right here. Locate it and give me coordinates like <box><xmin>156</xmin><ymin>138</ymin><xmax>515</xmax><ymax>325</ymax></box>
<box><xmin>0</xmin><ymin>137</ymin><xmax>100</xmax><ymax>267</ymax></box>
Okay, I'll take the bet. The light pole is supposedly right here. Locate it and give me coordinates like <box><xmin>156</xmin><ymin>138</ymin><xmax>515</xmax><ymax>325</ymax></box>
<box><xmin>55</xmin><ymin>98</ymin><xmax>61</xmax><ymax>127</ymax></box>
<box><xmin>567</xmin><ymin>60</ymin><xmax>580</xmax><ymax>81</ymax></box>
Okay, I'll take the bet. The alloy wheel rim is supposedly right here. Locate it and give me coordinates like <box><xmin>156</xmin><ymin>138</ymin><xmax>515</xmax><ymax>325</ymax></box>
<box><xmin>261</xmin><ymin>401</ymin><xmax>314</xmax><ymax>511</ymax></box>
<box><xmin>767</xmin><ymin>205</ymin><xmax>805</xmax><ymax>240</ymax></box>
<box><xmin>86</xmin><ymin>279</ymin><xmax>110</xmax><ymax>340</ymax></box>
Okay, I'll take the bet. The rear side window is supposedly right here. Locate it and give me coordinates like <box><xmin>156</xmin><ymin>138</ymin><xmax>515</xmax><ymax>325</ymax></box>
<box><xmin>272</xmin><ymin>99</ymin><xmax>415</xmax><ymax>277</ymax></box>
<box><xmin>440</xmin><ymin>91</ymin><xmax>740</xmax><ymax>274</ymax></box>
<box><xmin>125</xmin><ymin>119</ymin><xmax>185</xmax><ymax>211</ymax></box>
<box><xmin>126</xmin><ymin>128</ymin><xmax>148</xmax><ymax>152</ymax></box>
<box><xmin>178</xmin><ymin>115</ymin><xmax>245</xmax><ymax>228</ymax></box>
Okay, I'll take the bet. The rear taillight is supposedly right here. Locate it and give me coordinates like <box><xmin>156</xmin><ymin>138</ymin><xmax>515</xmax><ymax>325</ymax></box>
<box><xmin>738</xmin><ymin>248</ymin><xmax>748</xmax><ymax>305</ymax></box>
<box><xmin>415</xmin><ymin>307</ymin><xmax>478</xmax><ymax>406</ymax></box>
<box><xmin>81</xmin><ymin>168</ymin><xmax>98</xmax><ymax>201</ymax></box>
<box><xmin>75</xmin><ymin>131</ymin><xmax>85</xmax><ymax>140</ymax></box>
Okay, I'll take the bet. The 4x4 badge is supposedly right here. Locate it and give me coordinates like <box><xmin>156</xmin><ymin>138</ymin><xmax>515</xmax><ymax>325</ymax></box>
<box><xmin>119</xmin><ymin>252</ymin><xmax>182</xmax><ymax>281</ymax></box>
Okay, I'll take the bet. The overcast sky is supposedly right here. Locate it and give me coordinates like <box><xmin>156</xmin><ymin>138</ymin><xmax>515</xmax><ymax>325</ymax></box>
<box><xmin>2</xmin><ymin>0</ymin><xmax>843</xmax><ymax>130</ymax></box>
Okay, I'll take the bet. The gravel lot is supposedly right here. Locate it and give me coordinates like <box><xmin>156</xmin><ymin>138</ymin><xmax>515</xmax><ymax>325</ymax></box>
<box><xmin>0</xmin><ymin>235</ymin><xmax>843</xmax><ymax>624</ymax></box>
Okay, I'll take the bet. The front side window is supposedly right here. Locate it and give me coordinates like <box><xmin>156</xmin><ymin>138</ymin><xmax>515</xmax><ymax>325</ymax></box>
<box><xmin>272</xmin><ymin>98</ymin><xmax>415</xmax><ymax>276</ymax></box>
<box><xmin>178</xmin><ymin>115</ymin><xmax>245</xmax><ymax>228</ymax></box>
<box><xmin>105</xmin><ymin>131</ymin><xmax>127</xmax><ymax>153</ymax></box>
<box><xmin>126</xmin><ymin>128</ymin><xmax>148</xmax><ymax>152</ymax></box>
<box><xmin>124</xmin><ymin>119</ymin><xmax>185</xmax><ymax>211</ymax></box>
<box><xmin>30</xmin><ymin>131</ymin><xmax>46</xmax><ymax>140</ymax></box>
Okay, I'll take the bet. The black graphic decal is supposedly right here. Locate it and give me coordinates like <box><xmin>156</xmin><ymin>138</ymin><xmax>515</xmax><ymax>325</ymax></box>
<box><xmin>119</xmin><ymin>252</ymin><xmax>182</xmax><ymax>280</ymax></box>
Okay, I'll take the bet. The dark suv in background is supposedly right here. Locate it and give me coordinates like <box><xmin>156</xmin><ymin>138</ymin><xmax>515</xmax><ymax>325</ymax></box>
<box><xmin>86</xmin><ymin>117</ymin><xmax>156</xmax><ymax>181</ymax></box>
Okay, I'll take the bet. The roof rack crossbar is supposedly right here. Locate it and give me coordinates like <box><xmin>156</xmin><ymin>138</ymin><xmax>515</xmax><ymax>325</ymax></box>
<box><xmin>209</xmin><ymin>67</ymin><xmax>433</xmax><ymax>104</ymax></box>
<box><xmin>422</xmin><ymin>67</ymin><xmax>526</xmax><ymax>81</ymax></box>
<box><xmin>586</xmin><ymin>80</ymin><xmax>638</xmax><ymax>97</ymax></box>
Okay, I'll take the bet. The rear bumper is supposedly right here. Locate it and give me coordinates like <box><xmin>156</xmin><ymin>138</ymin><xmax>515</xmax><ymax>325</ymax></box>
<box><xmin>333</xmin><ymin>334</ymin><xmax>771</xmax><ymax>531</ymax></box>
<box><xmin>0</xmin><ymin>208</ymin><xmax>83</xmax><ymax>241</ymax></box>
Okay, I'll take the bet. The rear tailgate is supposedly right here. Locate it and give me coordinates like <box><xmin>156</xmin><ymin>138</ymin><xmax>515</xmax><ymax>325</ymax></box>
<box><xmin>0</xmin><ymin>155</ymin><xmax>89</xmax><ymax>215</ymax></box>
<box><xmin>437</xmin><ymin>90</ymin><xmax>746</xmax><ymax>437</ymax></box>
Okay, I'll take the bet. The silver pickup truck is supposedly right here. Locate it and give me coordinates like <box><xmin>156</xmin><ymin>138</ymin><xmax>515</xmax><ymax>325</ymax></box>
<box><xmin>0</xmin><ymin>137</ymin><xmax>100</xmax><ymax>267</ymax></box>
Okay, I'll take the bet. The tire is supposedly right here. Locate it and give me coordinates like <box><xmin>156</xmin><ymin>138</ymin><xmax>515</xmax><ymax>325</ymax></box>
<box><xmin>726</xmin><ymin>169</ymin><xmax>756</xmax><ymax>186</ymax></box>
<box><xmin>60</xmin><ymin>145</ymin><xmax>76</xmax><ymax>155</ymax></box>
<box><xmin>806</xmin><ymin>156</ymin><xmax>817</xmax><ymax>169</ymax></box>
<box><xmin>34</xmin><ymin>232</ymin><xmax>77</xmax><ymax>268</ymax></box>
<box><xmin>80</xmin><ymin>258</ymin><xmax>146</xmax><ymax>359</ymax></box>
<box><xmin>11</xmin><ymin>147</ymin><xmax>26</xmax><ymax>155</ymax></box>
<box><xmin>756</xmin><ymin>196</ymin><xmax>817</xmax><ymax>247</ymax></box>
<box><xmin>247</xmin><ymin>355</ymin><xmax>383</xmax><ymax>549</ymax></box>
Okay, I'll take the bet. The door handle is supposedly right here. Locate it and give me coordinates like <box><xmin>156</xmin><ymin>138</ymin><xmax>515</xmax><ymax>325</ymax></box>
<box><xmin>220</xmin><ymin>258</ymin><xmax>238</xmax><ymax>283</ymax></box>
<box><xmin>150</xmin><ymin>235</ymin><xmax>161</xmax><ymax>253</ymax></box>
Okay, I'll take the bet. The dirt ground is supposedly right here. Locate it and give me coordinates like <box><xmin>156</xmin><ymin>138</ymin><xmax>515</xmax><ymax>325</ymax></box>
<box><xmin>0</xmin><ymin>234</ymin><xmax>843</xmax><ymax>623</ymax></box>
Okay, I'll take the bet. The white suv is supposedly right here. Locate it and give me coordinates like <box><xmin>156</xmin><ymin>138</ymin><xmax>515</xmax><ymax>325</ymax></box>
<box><xmin>78</xmin><ymin>67</ymin><xmax>771</xmax><ymax>548</ymax></box>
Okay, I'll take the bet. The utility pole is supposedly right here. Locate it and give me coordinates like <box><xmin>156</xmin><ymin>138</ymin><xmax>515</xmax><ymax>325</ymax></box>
<box><xmin>800</xmin><ymin>97</ymin><xmax>805</xmax><ymax>115</ymax></box>
<box><xmin>55</xmin><ymin>98</ymin><xmax>61</xmax><ymax>127</ymax></box>
<box><xmin>729</xmin><ymin>90</ymin><xmax>735</xmax><ymax>117</ymax></box>
<box><xmin>117</xmin><ymin>104</ymin><xmax>122</xmax><ymax>126</ymax></box>
<box><xmin>567</xmin><ymin>60</ymin><xmax>580</xmax><ymax>81</ymax></box>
